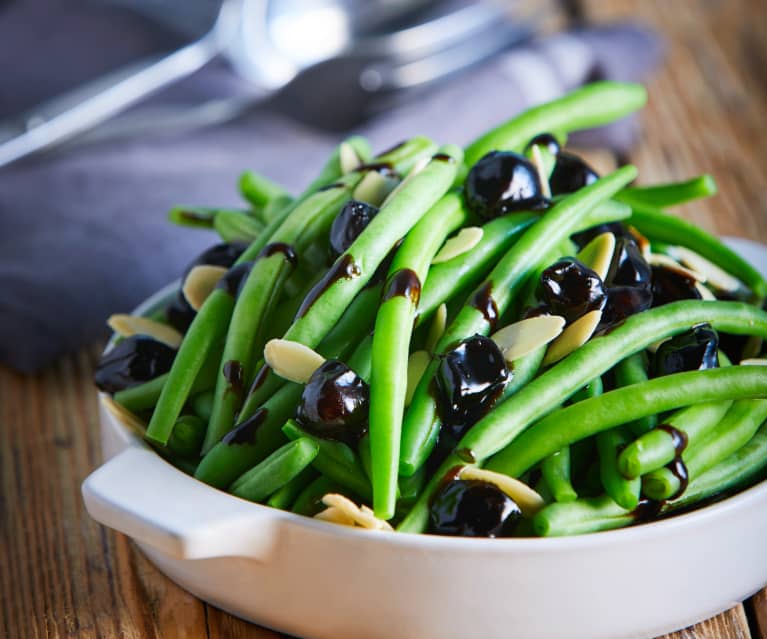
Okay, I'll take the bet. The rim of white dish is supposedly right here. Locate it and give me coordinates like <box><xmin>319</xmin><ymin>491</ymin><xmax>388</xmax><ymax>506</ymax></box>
<box><xmin>105</xmin><ymin>236</ymin><xmax>767</xmax><ymax>551</ymax></box>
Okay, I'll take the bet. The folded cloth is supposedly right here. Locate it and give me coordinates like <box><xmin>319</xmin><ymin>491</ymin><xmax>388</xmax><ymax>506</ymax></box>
<box><xmin>0</xmin><ymin>0</ymin><xmax>662</xmax><ymax>372</ymax></box>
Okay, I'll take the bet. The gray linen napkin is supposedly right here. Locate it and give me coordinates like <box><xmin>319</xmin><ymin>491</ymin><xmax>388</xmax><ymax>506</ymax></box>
<box><xmin>0</xmin><ymin>1</ymin><xmax>662</xmax><ymax>372</ymax></box>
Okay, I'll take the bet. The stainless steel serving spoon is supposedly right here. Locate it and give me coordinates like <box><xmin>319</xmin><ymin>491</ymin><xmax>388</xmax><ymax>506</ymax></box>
<box><xmin>0</xmin><ymin>0</ymin><xmax>534</xmax><ymax>166</ymax></box>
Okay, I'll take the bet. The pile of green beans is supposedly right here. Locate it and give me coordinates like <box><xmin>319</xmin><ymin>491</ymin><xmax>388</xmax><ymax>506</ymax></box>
<box><xmin>100</xmin><ymin>81</ymin><xmax>767</xmax><ymax>538</ymax></box>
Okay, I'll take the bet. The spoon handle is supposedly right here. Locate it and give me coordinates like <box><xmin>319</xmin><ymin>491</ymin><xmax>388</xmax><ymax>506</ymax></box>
<box><xmin>0</xmin><ymin>33</ymin><xmax>222</xmax><ymax>168</ymax></box>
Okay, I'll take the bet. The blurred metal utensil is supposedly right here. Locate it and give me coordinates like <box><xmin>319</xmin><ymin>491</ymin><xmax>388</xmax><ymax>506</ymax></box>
<box><xmin>0</xmin><ymin>0</ymin><xmax>532</xmax><ymax>167</ymax></box>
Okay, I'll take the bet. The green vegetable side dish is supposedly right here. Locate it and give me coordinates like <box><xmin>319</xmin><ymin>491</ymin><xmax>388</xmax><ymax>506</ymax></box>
<box><xmin>94</xmin><ymin>82</ymin><xmax>767</xmax><ymax>539</ymax></box>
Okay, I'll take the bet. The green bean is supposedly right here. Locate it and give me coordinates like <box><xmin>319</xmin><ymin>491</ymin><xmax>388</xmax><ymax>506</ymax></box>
<box><xmin>597</xmin><ymin>426</ymin><xmax>640</xmax><ymax>510</ymax></box>
<box><xmin>472</xmin><ymin>301</ymin><xmax>767</xmax><ymax>466</ymax></box>
<box><xmin>464</xmin><ymin>82</ymin><xmax>647</xmax><ymax>168</ymax></box>
<box><xmin>168</xmin><ymin>206</ymin><xmax>250</xmax><ymax>230</ymax></box>
<box><xmin>370</xmin><ymin>193</ymin><xmax>468</xmax><ymax>518</ymax></box>
<box><xmin>534</xmin><ymin>419</ymin><xmax>767</xmax><ymax>536</ymax></box>
<box><xmin>539</xmin><ymin>377</ymin><xmax>603</xmax><ymax>504</ymax></box>
<box><xmin>400</xmin><ymin>168</ymin><xmax>636</xmax><ymax>475</ymax></box>
<box><xmin>235</xmin><ymin>139</ymin><xmax>443</xmax><ymax>420</ymax></box>
<box><xmin>167</xmin><ymin>415</ymin><xmax>207</xmax><ymax>459</ymax></box>
<box><xmin>398</xmin><ymin>466</ymin><xmax>426</xmax><ymax>506</ymax></box>
<box><xmin>238</xmin><ymin>170</ymin><xmax>290</xmax><ymax>209</ymax></box>
<box><xmin>618</xmin><ymin>401</ymin><xmax>732</xmax><ymax>479</ymax></box>
<box><xmin>292</xmin><ymin>476</ymin><xmax>342</xmax><ymax>516</ymax></box>
<box><xmin>188</xmin><ymin>390</ymin><xmax>213</xmax><ymax>422</ymax></box>
<box><xmin>230</xmin><ymin>438</ymin><xmax>319</xmax><ymax>503</ymax></box>
<box><xmin>203</xmin><ymin>248</ymin><xmax>298</xmax><ymax>453</ymax></box>
<box><xmin>263</xmin><ymin>194</ymin><xmax>295</xmax><ymax>223</ymax></box>
<box><xmin>282</xmin><ymin>421</ymin><xmax>372</xmax><ymax>499</ymax></box>
<box><xmin>613</xmin><ymin>352</ymin><xmax>656</xmax><ymax>435</ymax></box>
<box><xmin>194</xmin><ymin>381</ymin><xmax>301</xmax><ymax>488</ymax></box>
<box><xmin>541</xmin><ymin>447</ymin><xmax>577</xmax><ymax>503</ymax></box>
<box><xmin>616</xmin><ymin>175</ymin><xmax>717</xmax><ymax>209</ymax></box>
<box><xmin>145</xmin><ymin>290</ymin><xmax>236</xmax><ymax>445</ymax></box>
<box><xmin>417</xmin><ymin>213</ymin><xmax>538</xmax><ymax>322</ymax></box>
<box><xmin>266</xmin><ymin>467</ymin><xmax>317</xmax><ymax>510</ymax></box>
<box><xmin>213</xmin><ymin>210</ymin><xmax>265</xmax><ymax>243</ymax></box>
<box><xmin>489</xmin><ymin>366</ymin><xmax>767</xmax><ymax>478</ymax></box>
<box><xmin>628</xmin><ymin>204</ymin><xmax>767</xmax><ymax>299</ymax></box>
<box><xmin>643</xmin><ymin>398</ymin><xmax>767</xmax><ymax>500</ymax></box>
<box><xmin>675</xmin><ymin>421</ymin><xmax>767</xmax><ymax>508</ymax></box>
<box><xmin>279</xmin><ymin>146</ymin><xmax>462</xmax><ymax>352</ymax></box>
<box><xmin>533</xmin><ymin>495</ymin><xmax>634</xmax><ymax>536</ymax></box>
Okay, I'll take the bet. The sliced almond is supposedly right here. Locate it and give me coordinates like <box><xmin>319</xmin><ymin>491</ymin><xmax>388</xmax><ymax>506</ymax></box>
<box><xmin>576</xmin><ymin>232</ymin><xmax>615</xmax><ymax>280</ymax></box>
<box><xmin>101</xmin><ymin>396</ymin><xmax>146</xmax><ymax>437</ymax></box>
<box><xmin>406</xmin><ymin>350</ymin><xmax>431</xmax><ymax>405</ymax></box>
<box><xmin>695</xmin><ymin>282</ymin><xmax>716</xmax><ymax>301</ymax></box>
<box><xmin>339</xmin><ymin>142</ymin><xmax>362</xmax><ymax>174</ymax></box>
<box><xmin>353</xmin><ymin>170</ymin><xmax>399</xmax><ymax>206</ymax></box>
<box><xmin>543</xmin><ymin>309</ymin><xmax>602</xmax><ymax>366</ymax></box>
<box><xmin>425</xmin><ymin>303</ymin><xmax>447</xmax><ymax>353</ymax></box>
<box><xmin>432</xmin><ymin>227</ymin><xmax>484</xmax><ymax>265</ymax></box>
<box><xmin>107</xmin><ymin>314</ymin><xmax>183</xmax><ymax>348</ymax></box>
<box><xmin>669</xmin><ymin>246</ymin><xmax>744</xmax><ymax>293</ymax></box>
<box><xmin>530</xmin><ymin>144</ymin><xmax>552</xmax><ymax>199</ymax></box>
<box><xmin>264</xmin><ymin>339</ymin><xmax>325</xmax><ymax>384</ymax></box>
<box><xmin>457</xmin><ymin>466</ymin><xmax>545</xmax><ymax>517</ymax></box>
<box><xmin>740</xmin><ymin>358</ymin><xmax>767</xmax><ymax>366</ymax></box>
<box><xmin>381</xmin><ymin>155</ymin><xmax>430</xmax><ymax>207</ymax></box>
<box><xmin>319</xmin><ymin>494</ymin><xmax>393</xmax><ymax>530</ymax></box>
<box><xmin>183</xmin><ymin>265</ymin><xmax>227</xmax><ymax>311</ymax></box>
<box><xmin>647</xmin><ymin>253</ymin><xmax>705</xmax><ymax>282</ymax></box>
<box><xmin>491</xmin><ymin>315</ymin><xmax>565</xmax><ymax>363</ymax></box>
<box><xmin>314</xmin><ymin>506</ymin><xmax>356</xmax><ymax>526</ymax></box>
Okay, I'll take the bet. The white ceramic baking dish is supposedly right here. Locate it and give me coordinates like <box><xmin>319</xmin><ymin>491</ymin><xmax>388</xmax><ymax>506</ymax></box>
<box><xmin>83</xmin><ymin>238</ymin><xmax>767</xmax><ymax>639</ymax></box>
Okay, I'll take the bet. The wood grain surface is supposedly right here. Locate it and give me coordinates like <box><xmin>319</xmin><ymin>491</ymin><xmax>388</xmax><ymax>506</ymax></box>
<box><xmin>2</xmin><ymin>0</ymin><xmax>766</xmax><ymax>637</ymax></box>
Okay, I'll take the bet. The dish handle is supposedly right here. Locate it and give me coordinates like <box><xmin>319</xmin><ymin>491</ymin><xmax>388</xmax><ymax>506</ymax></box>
<box><xmin>82</xmin><ymin>446</ymin><xmax>279</xmax><ymax>561</ymax></box>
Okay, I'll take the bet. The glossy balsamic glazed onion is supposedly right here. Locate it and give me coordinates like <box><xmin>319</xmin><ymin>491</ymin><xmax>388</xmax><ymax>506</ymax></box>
<box><xmin>329</xmin><ymin>200</ymin><xmax>379</xmax><ymax>258</ymax></box>
<box><xmin>429</xmin><ymin>479</ymin><xmax>522</xmax><ymax>537</ymax></box>
<box><xmin>549</xmin><ymin>152</ymin><xmax>599</xmax><ymax>196</ymax></box>
<box><xmin>540</xmin><ymin>258</ymin><xmax>607</xmax><ymax>323</ymax></box>
<box><xmin>435</xmin><ymin>335</ymin><xmax>509</xmax><ymax>438</ymax></box>
<box><xmin>606</xmin><ymin>237</ymin><xmax>652</xmax><ymax>289</ymax></box>
<box><xmin>464</xmin><ymin>151</ymin><xmax>548</xmax><ymax>220</ymax></box>
<box><xmin>95</xmin><ymin>335</ymin><xmax>176</xmax><ymax>393</ymax></box>
<box><xmin>599</xmin><ymin>285</ymin><xmax>653</xmax><ymax>330</ymax></box>
<box><xmin>166</xmin><ymin>242</ymin><xmax>249</xmax><ymax>332</ymax></box>
<box><xmin>653</xmin><ymin>325</ymin><xmax>720</xmax><ymax>377</ymax></box>
<box><xmin>651</xmin><ymin>265</ymin><xmax>702</xmax><ymax>308</ymax></box>
<box><xmin>295</xmin><ymin>360</ymin><xmax>370</xmax><ymax>443</ymax></box>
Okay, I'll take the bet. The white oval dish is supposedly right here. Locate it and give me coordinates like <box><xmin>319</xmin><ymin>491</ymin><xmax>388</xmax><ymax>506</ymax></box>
<box><xmin>83</xmin><ymin>238</ymin><xmax>767</xmax><ymax>639</ymax></box>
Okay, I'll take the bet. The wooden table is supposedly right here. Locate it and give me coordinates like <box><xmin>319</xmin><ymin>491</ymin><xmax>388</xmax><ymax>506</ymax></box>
<box><xmin>2</xmin><ymin>0</ymin><xmax>766</xmax><ymax>637</ymax></box>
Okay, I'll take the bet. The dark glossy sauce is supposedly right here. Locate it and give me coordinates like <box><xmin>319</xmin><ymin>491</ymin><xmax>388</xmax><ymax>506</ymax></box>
<box><xmin>383</xmin><ymin>268</ymin><xmax>421</xmax><ymax>305</ymax></box>
<box><xmin>456</xmin><ymin>447</ymin><xmax>477</xmax><ymax>463</ymax></box>
<box><xmin>525</xmin><ymin>133</ymin><xmax>560</xmax><ymax>155</ymax></box>
<box><xmin>296</xmin><ymin>254</ymin><xmax>362</xmax><ymax>318</ymax></box>
<box><xmin>177</xmin><ymin>209</ymin><xmax>214</xmax><ymax>223</ymax></box>
<box><xmin>222</xmin><ymin>360</ymin><xmax>245</xmax><ymax>397</ymax></box>
<box><xmin>632</xmin><ymin>498</ymin><xmax>664</xmax><ymax>522</ymax></box>
<box><xmin>357</xmin><ymin>162</ymin><xmax>400</xmax><ymax>178</ymax></box>
<box><xmin>318</xmin><ymin>181</ymin><xmax>346</xmax><ymax>192</ymax></box>
<box><xmin>665</xmin><ymin>458</ymin><xmax>690</xmax><ymax>499</ymax></box>
<box><xmin>258</xmin><ymin>242</ymin><xmax>298</xmax><ymax>267</ymax></box>
<box><xmin>222</xmin><ymin>408</ymin><xmax>269</xmax><ymax>446</ymax></box>
<box><xmin>470</xmin><ymin>282</ymin><xmax>499</xmax><ymax>330</ymax></box>
<box><xmin>432</xmin><ymin>152</ymin><xmax>456</xmax><ymax>163</ymax></box>
<box><xmin>378</xmin><ymin>140</ymin><xmax>407</xmax><ymax>156</ymax></box>
<box><xmin>216</xmin><ymin>261</ymin><xmax>254</xmax><ymax>297</ymax></box>
<box><xmin>657</xmin><ymin>423</ymin><xmax>689</xmax><ymax>455</ymax></box>
<box><xmin>250</xmin><ymin>365</ymin><xmax>269</xmax><ymax>392</ymax></box>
